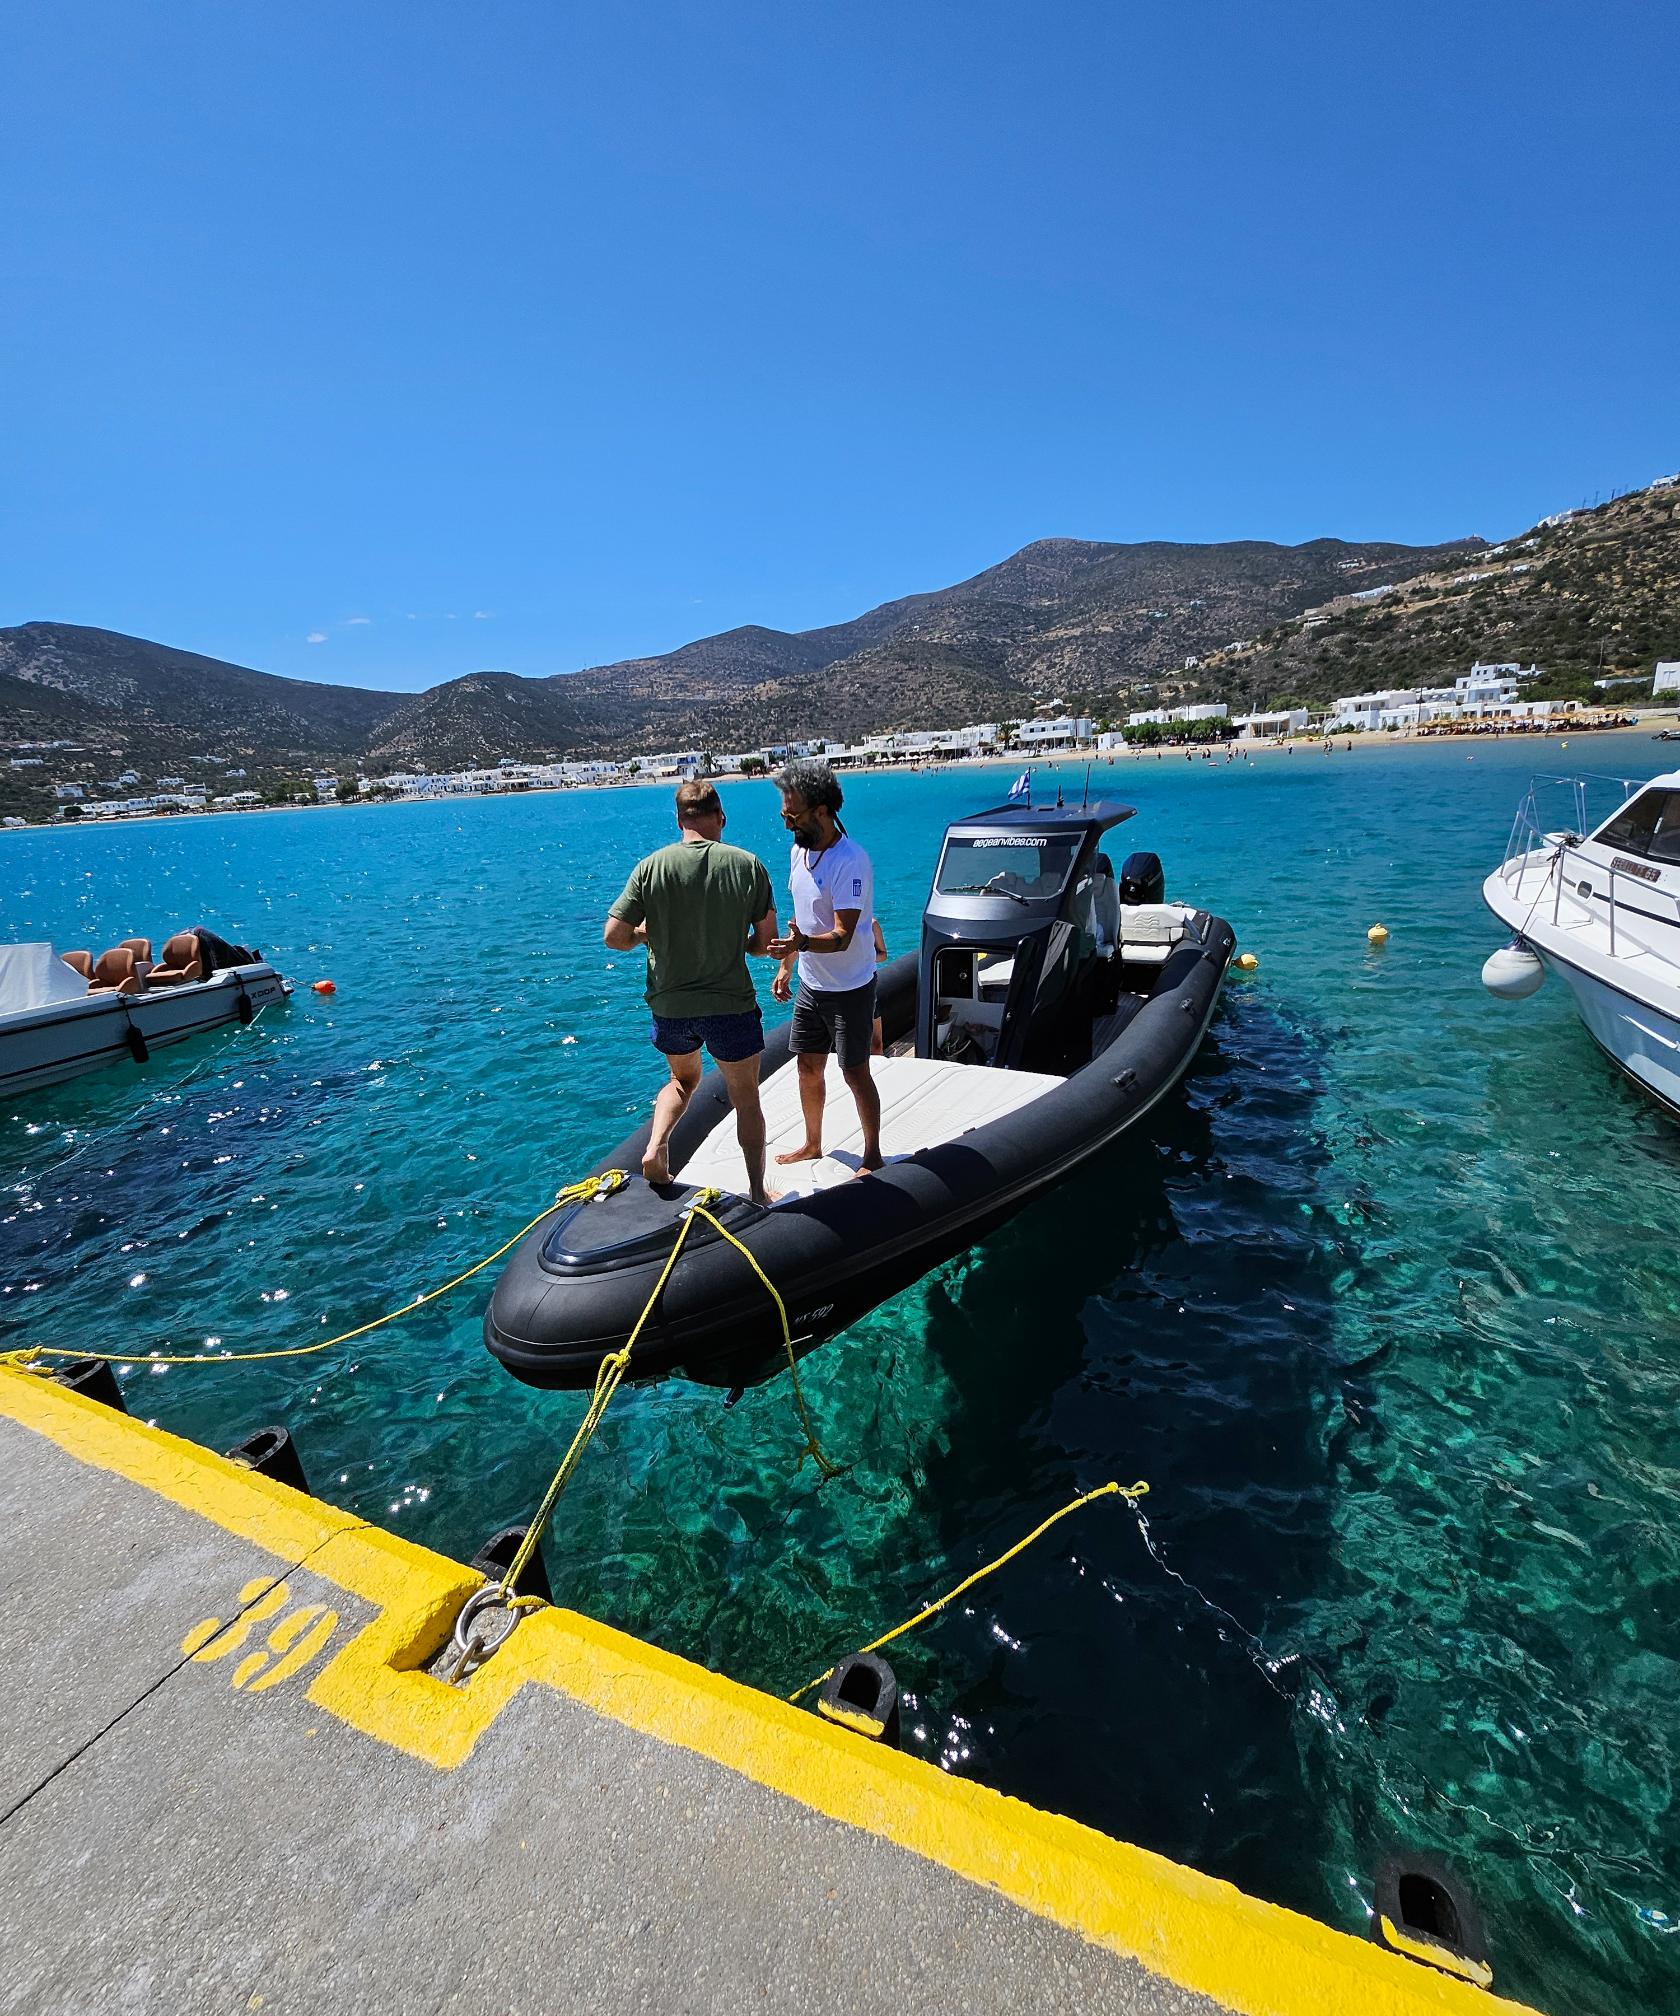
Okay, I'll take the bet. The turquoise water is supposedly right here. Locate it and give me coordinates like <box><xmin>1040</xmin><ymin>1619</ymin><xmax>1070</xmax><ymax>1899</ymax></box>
<box><xmin>4</xmin><ymin>742</ymin><xmax>1679</xmax><ymax>2013</ymax></box>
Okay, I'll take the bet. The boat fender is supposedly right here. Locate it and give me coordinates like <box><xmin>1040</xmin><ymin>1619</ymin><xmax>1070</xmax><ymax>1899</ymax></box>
<box><xmin>817</xmin><ymin>1652</ymin><xmax>901</xmax><ymax>1745</ymax></box>
<box><xmin>235</xmin><ymin>985</ymin><xmax>255</xmax><ymax>1026</ymax></box>
<box><xmin>53</xmin><ymin>1356</ymin><xmax>127</xmax><ymax>1414</ymax></box>
<box><xmin>1481</xmin><ymin>939</ymin><xmax>1545</xmax><ymax>1001</ymax></box>
<box><xmin>226</xmin><ymin>1424</ymin><xmax>310</xmax><ymax>1494</ymax></box>
<box><xmin>1370</xmin><ymin>1853</ymin><xmax>1492</xmax><ymax>1990</ymax></box>
<box><xmin>123</xmin><ymin>1020</ymin><xmax>150</xmax><ymax>1064</ymax></box>
<box><xmin>1367</xmin><ymin>923</ymin><xmax>1390</xmax><ymax>946</ymax></box>
<box><xmin>470</xmin><ymin>1523</ymin><xmax>553</xmax><ymax>1605</ymax></box>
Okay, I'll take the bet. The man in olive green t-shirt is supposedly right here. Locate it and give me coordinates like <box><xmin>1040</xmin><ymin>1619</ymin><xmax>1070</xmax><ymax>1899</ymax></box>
<box><xmin>604</xmin><ymin>780</ymin><xmax>781</xmax><ymax>1203</ymax></box>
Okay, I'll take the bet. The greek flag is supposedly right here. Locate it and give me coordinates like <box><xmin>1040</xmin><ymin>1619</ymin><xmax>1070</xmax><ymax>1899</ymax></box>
<box><xmin>1007</xmin><ymin>768</ymin><xmax>1031</xmax><ymax>801</ymax></box>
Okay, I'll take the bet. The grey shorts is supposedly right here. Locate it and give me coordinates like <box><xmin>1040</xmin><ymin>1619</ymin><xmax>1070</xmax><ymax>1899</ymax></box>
<box><xmin>790</xmin><ymin>978</ymin><xmax>877</xmax><ymax>1070</ymax></box>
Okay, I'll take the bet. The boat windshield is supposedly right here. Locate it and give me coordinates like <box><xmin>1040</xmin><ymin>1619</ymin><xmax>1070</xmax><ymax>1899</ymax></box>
<box><xmin>1593</xmin><ymin>788</ymin><xmax>1680</xmax><ymax>866</ymax></box>
<box><xmin>937</xmin><ymin>832</ymin><xmax>1083</xmax><ymax>902</ymax></box>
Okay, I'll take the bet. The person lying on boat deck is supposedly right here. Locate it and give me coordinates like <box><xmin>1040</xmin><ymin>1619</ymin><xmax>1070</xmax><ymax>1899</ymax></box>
<box><xmin>603</xmin><ymin>780</ymin><xmax>782</xmax><ymax>1205</ymax></box>
<box><xmin>767</xmin><ymin>759</ymin><xmax>883</xmax><ymax>1175</ymax></box>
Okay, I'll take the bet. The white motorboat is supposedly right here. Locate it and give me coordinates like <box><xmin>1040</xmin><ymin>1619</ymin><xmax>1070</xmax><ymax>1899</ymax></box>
<box><xmin>1483</xmin><ymin>772</ymin><xmax>1680</xmax><ymax>1115</ymax></box>
<box><xmin>0</xmin><ymin>940</ymin><xmax>292</xmax><ymax>1098</ymax></box>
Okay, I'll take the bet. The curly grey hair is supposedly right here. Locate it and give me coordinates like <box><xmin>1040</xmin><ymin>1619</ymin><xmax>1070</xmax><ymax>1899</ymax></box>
<box><xmin>772</xmin><ymin>757</ymin><xmax>844</xmax><ymax>816</ymax></box>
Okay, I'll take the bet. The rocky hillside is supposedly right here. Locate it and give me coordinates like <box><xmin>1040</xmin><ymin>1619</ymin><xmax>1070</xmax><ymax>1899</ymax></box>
<box><xmin>364</xmin><ymin>671</ymin><xmax>611</xmax><ymax>768</ymax></box>
<box><xmin>379</xmin><ymin>531</ymin><xmax>1483</xmax><ymax>761</ymax></box>
<box><xmin>621</xmin><ymin>532</ymin><xmax>1495</xmax><ymax>745</ymax></box>
<box><xmin>1173</xmin><ymin>483</ymin><xmax>1680</xmax><ymax>715</ymax></box>
<box><xmin>0</xmin><ymin>624</ymin><xmax>403</xmax><ymax>758</ymax></box>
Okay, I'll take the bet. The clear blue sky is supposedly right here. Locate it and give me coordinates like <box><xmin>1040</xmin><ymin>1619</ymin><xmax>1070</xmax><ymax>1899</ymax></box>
<box><xmin>3</xmin><ymin>1</ymin><xmax>1675</xmax><ymax>694</ymax></box>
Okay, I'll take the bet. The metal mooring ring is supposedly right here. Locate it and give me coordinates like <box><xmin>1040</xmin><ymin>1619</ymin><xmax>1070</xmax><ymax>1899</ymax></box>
<box><xmin>449</xmin><ymin>1586</ymin><xmax>522</xmax><ymax>1676</ymax></box>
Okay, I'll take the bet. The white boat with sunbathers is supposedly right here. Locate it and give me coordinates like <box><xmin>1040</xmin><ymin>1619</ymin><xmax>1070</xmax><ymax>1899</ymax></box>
<box><xmin>1483</xmin><ymin>771</ymin><xmax>1680</xmax><ymax>1116</ymax></box>
<box><xmin>0</xmin><ymin>930</ymin><xmax>290</xmax><ymax>1097</ymax></box>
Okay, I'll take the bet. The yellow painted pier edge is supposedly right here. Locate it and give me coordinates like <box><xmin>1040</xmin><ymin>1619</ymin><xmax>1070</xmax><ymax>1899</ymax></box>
<box><xmin>0</xmin><ymin>1365</ymin><xmax>1539</xmax><ymax>2016</ymax></box>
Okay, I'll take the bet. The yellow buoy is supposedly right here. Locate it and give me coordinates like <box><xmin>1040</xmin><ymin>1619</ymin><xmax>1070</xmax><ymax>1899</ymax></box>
<box><xmin>1235</xmin><ymin>951</ymin><xmax>1259</xmax><ymax>971</ymax></box>
<box><xmin>1368</xmin><ymin>924</ymin><xmax>1389</xmax><ymax>945</ymax></box>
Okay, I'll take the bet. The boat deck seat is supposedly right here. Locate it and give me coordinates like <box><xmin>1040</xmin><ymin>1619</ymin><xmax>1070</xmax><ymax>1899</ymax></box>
<box><xmin>87</xmin><ymin>947</ymin><xmax>144</xmax><ymax>996</ymax></box>
<box><xmin>678</xmin><ymin>1053</ymin><xmax>1065</xmax><ymax>1201</ymax></box>
<box><xmin>1118</xmin><ymin>902</ymin><xmax>1191</xmax><ymax>966</ymax></box>
<box><xmin>147</xmin><ymin>931</ymin><xmax>205</xmax><ymax>987</ymax></box>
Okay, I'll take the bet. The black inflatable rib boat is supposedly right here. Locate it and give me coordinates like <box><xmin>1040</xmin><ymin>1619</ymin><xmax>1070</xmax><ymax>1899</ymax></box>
<box><xmin>484</xmin><ymin>796</ymin><xmax>1234</xmax><ymax>1391</ymax></box>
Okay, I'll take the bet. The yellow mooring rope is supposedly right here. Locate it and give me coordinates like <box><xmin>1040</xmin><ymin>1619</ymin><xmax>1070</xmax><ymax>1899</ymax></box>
<box><xmin>687</xmin><ymin>1202</ymin><xmax>841</xmax><ymax>1482</ymax></box>
<box><xmin>494</xmin><ymin>1189</ymin><xmax>842</xmax><ymax>1601</ymax></box>
<box><xmin>8</xmin><ymin>1151</ymin><xmax>1154</xmax><ymax>1708</ymax></box>
<box><xmin>496</xmin><ymin>1187</ymin><xmax>713</xmax><ymax>1599</ymax></box>
<box><xmin>788</xmin><ymin>1478</ymin><xmax>1150</xmax><ymax>1705</ymax></box>
<box><xmin>2</xmin><ymin>1171</ymin><xmax>631</xmax><ymax>1373</ymax></box>
<box><xmin>5</xmin><ymin>1154</ymin><xmax>848</xmax><ymax>1642</ymax></box>
<box><xmin>5</xmin><ymin>1158</ymin><xmax>834</xmax><ymax>1582</ymax></box>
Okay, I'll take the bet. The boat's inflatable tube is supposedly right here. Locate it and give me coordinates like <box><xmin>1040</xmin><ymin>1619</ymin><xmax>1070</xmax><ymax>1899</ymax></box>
<box><xmin>485</xmin><ymin>921</ymin><xmax>1234</xmax><ymax>1391</ymax></box>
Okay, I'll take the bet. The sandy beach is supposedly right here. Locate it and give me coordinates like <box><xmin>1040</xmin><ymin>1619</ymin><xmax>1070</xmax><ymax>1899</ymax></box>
<box><xmin>8</xmin><ymin>715</ymin><xmax>1677</xmax><ymax>834</ymax></box>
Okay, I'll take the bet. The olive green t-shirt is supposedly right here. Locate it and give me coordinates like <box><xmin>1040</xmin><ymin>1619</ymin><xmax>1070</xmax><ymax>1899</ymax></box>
<box><xmin>608</xmin><ymin>839</ymin><xmax>773</xmax><ymax>1019</ymax></box>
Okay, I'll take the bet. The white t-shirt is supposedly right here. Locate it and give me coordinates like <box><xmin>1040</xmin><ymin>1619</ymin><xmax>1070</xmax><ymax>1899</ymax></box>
<box><xmin>789</xmin><ymin>836</ymin><xmax>876</xmax><ymax>993</ymax></box>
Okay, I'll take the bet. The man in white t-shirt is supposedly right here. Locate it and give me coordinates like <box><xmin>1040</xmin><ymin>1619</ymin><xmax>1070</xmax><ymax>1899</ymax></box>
<box><xmin>766</xmin><ymin>759</ymin><xmax>883</xmax><ymax>1173</ymax></box>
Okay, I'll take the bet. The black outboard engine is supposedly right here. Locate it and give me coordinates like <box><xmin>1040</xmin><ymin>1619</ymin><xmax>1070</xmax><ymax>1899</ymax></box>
<box><xmin>1118</xmin><ymin>851</ymin><xmax>1164</xmax><ymax>906</ymax></box>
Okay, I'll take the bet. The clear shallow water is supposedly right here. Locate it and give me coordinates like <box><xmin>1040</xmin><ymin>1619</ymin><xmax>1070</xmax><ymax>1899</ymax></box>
<box><xmin>4</xmin><ymin>742</ymin><xmax>1678</xmax><ymax>2014</ymax></box>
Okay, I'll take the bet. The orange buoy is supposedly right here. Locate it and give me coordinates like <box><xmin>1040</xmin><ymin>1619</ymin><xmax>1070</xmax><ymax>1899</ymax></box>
<box><xmin>312</xmin><ymin>978</ymin><xmax>337</xmax><ymax>995</ymax></box>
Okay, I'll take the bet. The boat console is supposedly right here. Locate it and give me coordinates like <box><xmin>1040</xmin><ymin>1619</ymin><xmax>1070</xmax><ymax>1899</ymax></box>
<box><xmin>916</xmin><ymin>799</ymin><xmax>1177</xmax><ymax>1075</ymax></box>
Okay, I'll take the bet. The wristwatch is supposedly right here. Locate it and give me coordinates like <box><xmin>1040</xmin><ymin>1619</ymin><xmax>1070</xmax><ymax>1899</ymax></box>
<box><xmin>791</xmin><ymin>926</ymin><xmax>808</xmax><ymax>953</ymax></box>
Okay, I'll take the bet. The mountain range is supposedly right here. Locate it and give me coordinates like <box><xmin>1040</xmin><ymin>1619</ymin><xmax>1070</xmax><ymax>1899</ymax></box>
<box><xmin>2</xmin><ymin>480</ymin><xmax>1676</xmax><ymax>820</ymax></box>
<box><xmin>0</xmin><ymin>529</ymin><xmax>1478</xmax><ymax>788</ymax></box>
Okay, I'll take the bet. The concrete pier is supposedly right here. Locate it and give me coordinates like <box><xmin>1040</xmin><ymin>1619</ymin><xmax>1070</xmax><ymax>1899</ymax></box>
<box><xmin>0</xmin><ymin>1368</ymin><xmax>1537</xmax><ymax>2016</ymax></box>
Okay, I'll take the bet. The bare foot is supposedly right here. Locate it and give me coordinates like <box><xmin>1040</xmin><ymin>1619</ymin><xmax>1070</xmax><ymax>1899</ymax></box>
<box><xmin>775</xmin><ymin>1143</ymin><xmax>823</xmax><ymax>1165</ymax></box>
<box><xmin>751</xmin><ymin>1187</ymin><xmax>783</xmax><ymax>1207</ymax></box>
<box><xmin>853</xmin><ymin>1155</ymin><xmax>884</xmax><ymax>1178</ymax></box>
<box><xmin>641</xmin><ymin>1151</ymin><xmax>671</xmax><ymax>1185</ymax></box>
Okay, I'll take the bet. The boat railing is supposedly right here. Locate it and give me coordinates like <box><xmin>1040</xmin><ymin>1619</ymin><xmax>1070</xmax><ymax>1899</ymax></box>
<box><xmin>1501</xmin><ymin>774</ymin><xmax>1680</xmax><ymax>961</ymax></box>
<box><xmin>1604</xmin><ymin>862</ymin><xmax>1680</xmax><ymax>959</ymax></box>
<box><xmin>1501</xmin><ymin>774</ymin><xmax>1647</xmax><ymax>874</ymax></box>
<box><xmin>1499</xmin><ymin>783</ymin><xmax>1572</xmax><ymax>899</ymax></box>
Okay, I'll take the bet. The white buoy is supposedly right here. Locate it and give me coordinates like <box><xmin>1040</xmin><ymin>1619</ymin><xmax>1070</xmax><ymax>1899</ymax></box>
<box><xmin>1482</xmin><ymin>939</ymin><xmax>1545</xmax><ymax>1000</ymax></box>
